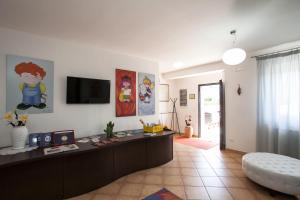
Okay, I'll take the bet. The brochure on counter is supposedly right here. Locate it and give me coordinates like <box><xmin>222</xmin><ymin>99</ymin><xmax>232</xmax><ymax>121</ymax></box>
<box><xmin>43</xmin><ymin>144</ymin><xmax>79</xmax><ymax>155</ymax></box>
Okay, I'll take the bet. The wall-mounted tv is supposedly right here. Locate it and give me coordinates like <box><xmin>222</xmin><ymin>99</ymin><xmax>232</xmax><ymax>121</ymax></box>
<box><xmin>67</xmin><ymin>76</ymin><xmax>110</xmax><ymax>104</ymax></box>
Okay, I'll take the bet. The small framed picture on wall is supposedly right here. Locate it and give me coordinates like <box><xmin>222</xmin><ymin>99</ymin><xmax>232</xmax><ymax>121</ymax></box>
<box><xmin>180</xmin><ymin>89</ymin><xmax>187</xmax><ymax>106</ymax></box>
<box><xmin>189</xmin><ymin>93</ymin><xmax>195</xmax><ymax>99</ymax></box>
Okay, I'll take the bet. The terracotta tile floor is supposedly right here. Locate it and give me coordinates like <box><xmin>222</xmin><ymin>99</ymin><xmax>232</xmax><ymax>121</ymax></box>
<box><xmin>67</xmin><ymin>142</ymin><xmax>297</xmax><ymax>200</ymax></box>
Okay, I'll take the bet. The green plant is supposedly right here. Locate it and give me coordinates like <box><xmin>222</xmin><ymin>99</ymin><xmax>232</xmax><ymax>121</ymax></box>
<box><xmin>104</xmin><ymin>121</ymin><xmax>115</xmax><ymax>138</ymax></box>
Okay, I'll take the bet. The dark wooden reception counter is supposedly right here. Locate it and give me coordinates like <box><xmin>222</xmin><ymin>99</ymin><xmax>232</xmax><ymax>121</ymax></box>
<box><xmin>0</xmin><ymin>131</ymin><xmax>174</xmax><ymax>200</ymax></box>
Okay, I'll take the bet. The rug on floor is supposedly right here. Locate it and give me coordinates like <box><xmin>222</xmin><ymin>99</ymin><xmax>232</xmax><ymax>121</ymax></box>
<box><xmin>143</xmin><ymin>188</ymin><xmax>182</xmax><ymax>200</ymax></box>
<box><xmin>174</xmin><ymin>136</ymin><xmax>218</xmax><ymax>150</ymax></box>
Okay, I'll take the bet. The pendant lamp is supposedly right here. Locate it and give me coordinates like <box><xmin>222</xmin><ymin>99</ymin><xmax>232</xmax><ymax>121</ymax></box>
<box><xmin>222</xmin><ymin>30</ymin><xmax>246</xmax><ymax>65</ymax></box>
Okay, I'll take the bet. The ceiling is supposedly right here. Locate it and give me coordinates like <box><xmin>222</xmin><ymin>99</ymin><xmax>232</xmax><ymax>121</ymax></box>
<box><xmin>0</xmin><ymin>0</ymin><xmax>300</xmax><ymax>72</ymax></box>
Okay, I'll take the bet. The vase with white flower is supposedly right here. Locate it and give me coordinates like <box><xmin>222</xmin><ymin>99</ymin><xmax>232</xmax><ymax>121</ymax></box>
<box><xmin>3</xmin><ymin>110</ymin><xmax>29</xmax><ymax>149</ymax></box>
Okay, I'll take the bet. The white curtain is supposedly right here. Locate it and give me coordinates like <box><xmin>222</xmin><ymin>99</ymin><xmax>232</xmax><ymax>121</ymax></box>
<box><xmin>257</xmin><ymin>50</ymin><xmax>300</xmax><ymax>159</ymax></box>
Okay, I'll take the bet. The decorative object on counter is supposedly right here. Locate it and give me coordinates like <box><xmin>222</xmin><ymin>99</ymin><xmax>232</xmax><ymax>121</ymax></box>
<box><xmin>3</xmin><ymin>110</ymin><xmax>29</xmax><ymax>149</ymax></box>
<box><xmin>92</xmin><ymin>137</ymin><xmax>120</xmax><ymax>147</ymax></box>
<box><xmin>138</xmin><ymin>72</ymin><xmax>155</xmax><ymax>116</ymax></box>
<box><xmin>43</xmin><ymin>144</ymin><xmax>79</xmax><ymax>155</ymax></box>
<box><xmin>90</xmin><ymin>136</ymin><xmax>100</xmax><ymax>143</ymax></box>
<box><xmin>104</xmin><ymin>121</ymin><xmax>115</xmax><ymax>138</ymax></box>
<box><xmin>11</xmin><ymin>126</ymin><xmax>29</xmax><ymax>150</ymax></box>
<box><xmin>140</xmin><ymin>119</ymin><xmax>163</xmax><ymax>133</ymax></box>
<box><xmin>116</xmin><ymin>69</ymin><xmax>136</xmax><ymax>117</ymax></box>
<box><xmin>115</xmin><ymin>132</ymin><xmax>127</xmax><ymax>138</ymax></box>
<box><xmin>29</xmin><ymin>132</ymin><xmax>52</xmax><ymax>147</ymax></box>
<box><xmin>53</xmin><ymin>130</ymin><xmax>75</xmax><ymax>146</ymax></box>
<box><xmin>189</xmin><ymin>93</ymin><xmax>195</xmax><ymax>99</ymax></box>
<box><xmin>6</xmin><ymin>54</ymin><xmax>54</xmax><ymax>114</ymax></box>
<box><xmin>144</xmin><ymin>124</ymin><xmax>163</xmax><ymax>133</ymax></box>
<box><xmin>77</xmin><ymin>138</ymin><xmax>90</xmax><ymax>143</ymax></box>
<box><xmin>237</xmin><ymin>84</ymin><xmax>242</xmax><ymax>95</ymax></box>
<box><xmin>139</xmin><ymin>119</ymin><xmax>146</xmax><ymax>126</ymax></box>
<box><xmin>180</xmin><ymin>89</ymin><xmax>187</xmax><ymax>106</ymax></box>
<box><xmin>115</xmin><ymin>131</ymin><xmax>133</xmax><ymax>138</ymax></box>
<box><xmin>0</xmin><ymin>146</ymin><xmax>38</xmax><ymax>155</ymax></box>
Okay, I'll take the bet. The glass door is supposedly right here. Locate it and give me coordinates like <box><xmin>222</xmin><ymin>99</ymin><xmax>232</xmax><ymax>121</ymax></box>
<box><xmin>198</xmin><ymin>83</ymin><xmax>220</xmax><ymax>144</ymax></box>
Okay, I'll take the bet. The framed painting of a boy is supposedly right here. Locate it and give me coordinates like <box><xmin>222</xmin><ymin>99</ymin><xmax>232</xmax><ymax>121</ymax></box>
<box><xmin>115</xmin><ymin>69</ymin><xmax>136</xmax><ymax>117</ymax></box>
<box><xmin>6</xmin><ymin>55</ymin><xmax>54</xmax><ymax>114</ymax></box>
<box><xmin>138</xmin><ymin>72</ymin><xmax>155</xmax><ymax>115</ymax></box>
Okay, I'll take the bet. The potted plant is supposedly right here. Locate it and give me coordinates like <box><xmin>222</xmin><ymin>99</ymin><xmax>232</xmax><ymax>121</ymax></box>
<box><xmin>184</xmin><ymin>115</ymin><xmax>193</xmax><ymax>138</ymax></box>
<box><xmin>104</xmin><ymin>121</ymin><xmax>114</xmax><ymax>139</ymax></box>
<box><xmin>3</xmin><ymin>110</ymin><xmax>29</xmax><ymax>149</ymax></box>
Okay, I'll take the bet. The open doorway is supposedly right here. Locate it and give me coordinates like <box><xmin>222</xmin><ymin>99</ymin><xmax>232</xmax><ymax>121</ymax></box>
<box><xmin>175</xmin><ymin>79</ymin><xmax>225</xmax><ymax>150</ymax></box>
<box><xmin>198</xmin><ymin>83</ymin><xmax>220</xmax><ymax>144</ymax></box>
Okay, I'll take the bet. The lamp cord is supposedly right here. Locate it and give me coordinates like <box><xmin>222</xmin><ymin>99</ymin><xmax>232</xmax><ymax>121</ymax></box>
<box><xmin>231</xmin><ymin>30</ymin><xmax>237</xmax><ymax>47</ymax></box>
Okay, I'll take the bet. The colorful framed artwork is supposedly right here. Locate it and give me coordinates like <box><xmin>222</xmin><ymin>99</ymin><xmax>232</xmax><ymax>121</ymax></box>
<box><xmin>6</xmin><ymin>55</ymin><xmax>54</xmax><ymax>114</ymax></box>
<box><xmin>115</xmin><ymin>69</ymin><xmax>136</xmax><ymax>117</ymax></box>
<box><xmin>138</xmin><ymin>72</ymin><xmax>155</xmax><ymax>116</ymax></box>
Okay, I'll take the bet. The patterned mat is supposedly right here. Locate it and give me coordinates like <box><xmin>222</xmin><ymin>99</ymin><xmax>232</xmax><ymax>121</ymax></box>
<box><xmin>174</xmin><ymin>136</ymin><xmax>217</xmax><ymax>150</ymax></box>
<box><xmin>143</xmin><ymin>188</ymin><xmax>182</xmax><ymax>200</ymax></box>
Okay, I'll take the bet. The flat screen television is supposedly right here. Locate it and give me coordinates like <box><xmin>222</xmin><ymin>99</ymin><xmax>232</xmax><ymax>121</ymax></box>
<box><xmin>67</xmin><ymin>76</ymin><xmax>110</xmax><ymax>104</ymax></box>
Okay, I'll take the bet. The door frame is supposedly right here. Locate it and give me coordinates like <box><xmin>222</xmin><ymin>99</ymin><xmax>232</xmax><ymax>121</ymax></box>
<box><xmin>197</xmin><ymin>82</ymin><xmax>220</xmax><ymax>138</ymax></box>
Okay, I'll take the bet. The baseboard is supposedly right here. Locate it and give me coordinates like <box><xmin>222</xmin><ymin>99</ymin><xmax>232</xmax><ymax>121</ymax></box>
<box><xmin>225</xmin><ymin>148</ymin><xmax>246</xmax><ymax>155</ymax></box>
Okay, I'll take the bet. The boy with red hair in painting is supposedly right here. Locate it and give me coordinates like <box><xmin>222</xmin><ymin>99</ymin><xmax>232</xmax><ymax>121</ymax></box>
<box><xmin>15</xmin><ymin>62</ymin><xmax>47</xmax><ymax>110</ymax></box>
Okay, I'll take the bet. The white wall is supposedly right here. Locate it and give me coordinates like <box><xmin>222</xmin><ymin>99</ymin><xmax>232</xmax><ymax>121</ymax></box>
<box><xmin>163</xmin><ymin>58</ymin><xmax>258</xmax><ymax>153</ymax></box>
<box><xmin>224</xmin><ymin>58</ymin><xmax>257</xmax><ymax>153</ymax></box>
<box><xmin>0</xmin><ymin>27</ymin><xmax>160</xmax><ymax>148</ymax></box>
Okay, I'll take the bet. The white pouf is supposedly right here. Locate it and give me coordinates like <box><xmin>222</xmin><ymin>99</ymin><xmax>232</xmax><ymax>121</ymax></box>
<box><xmin>242</xmin><ymin>152</ymin><xmax>300</xmax><ymax>196</ymax></box>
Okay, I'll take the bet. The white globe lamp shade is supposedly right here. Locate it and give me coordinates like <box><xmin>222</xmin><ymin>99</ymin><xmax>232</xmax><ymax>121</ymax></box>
<box><xmin>222</xmin><ymin>48</ymin><xmax>246</xmax><ymax>65</ymax></box>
